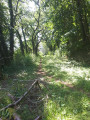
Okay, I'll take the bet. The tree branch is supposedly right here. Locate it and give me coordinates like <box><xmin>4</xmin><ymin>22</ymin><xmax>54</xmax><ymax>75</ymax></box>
<box><xmin>0</xmin><ymin>80</ymin><xmax>38</xmax><ymax>112</ymax></box>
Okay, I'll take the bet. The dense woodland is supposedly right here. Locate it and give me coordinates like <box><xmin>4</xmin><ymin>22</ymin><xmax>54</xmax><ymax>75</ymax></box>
<box><xmin>0</xmin><ymin>0</ymin><xmax>90</xmax><ymax>61</ymax></box>
<box><xmin>0</xmin><ymin>0</ymin><xmax>90</xmax><ymax>120</ymax></box>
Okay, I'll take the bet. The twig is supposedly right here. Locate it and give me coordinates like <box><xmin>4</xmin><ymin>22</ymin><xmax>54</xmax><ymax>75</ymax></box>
<box><xmin>36</xmin><ymin>81</ymin><xmax>41</xmax><ymax>90</ymax></box>
<box><xmin>35</xmin><ymin>116</ymin><xmax>42</xmax><ymax>120</ymax></box>
<box><xmin>0</xmin><ymin>80</ymin><xmax>38</xmax><ymax>112</ymax></box>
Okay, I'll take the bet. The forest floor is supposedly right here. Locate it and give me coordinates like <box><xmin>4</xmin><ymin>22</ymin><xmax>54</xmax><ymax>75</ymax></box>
<box><xmin>40</xmin><ymin>55</ymin><xmax>90</xmax><ymax>120</ymax></box>
<box><xmin>0</xmin><ymin>55</ymin><xmax>90</xmax><ymax>120</ymax></box>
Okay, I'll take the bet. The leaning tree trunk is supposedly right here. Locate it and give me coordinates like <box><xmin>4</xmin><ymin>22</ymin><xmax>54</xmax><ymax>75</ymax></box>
<box><xmin>8</xmin><ymin>0</ymin><xmax>14</xmax><ymax>59</ymax></box>
<box><xmin>16</xmin><ymin>30</ymin><xmax>24</xmax><ymax>56</ymax></box>
<box><xmin>22</xmin><ymin>26</ymin><xmax>28</xmax><ymax>53</ymax></box>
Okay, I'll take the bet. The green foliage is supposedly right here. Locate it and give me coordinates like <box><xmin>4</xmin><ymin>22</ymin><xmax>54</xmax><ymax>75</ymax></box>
<box><xmin>0</xmin><ymin>95</ymin><xmax>14</xmax><ymax>119</ymax></box>
<box><xmin>0</xmin><ymin>108</ymin><xmax>15</xmax><ymax>120</ymax></box>
<box><xmin>75</xmin><ymin>79</ymin><xmax>90</xmax><ymax>92</ymax></box>
<box><xmin>4</xmin><ymin>53</ymin><xmax>39</xmax><ymax>74</ymax></box>
<box><xmin>44</xmin><ymin>0</ymin><xmax>90</xmax><ymax>59</ymax></box>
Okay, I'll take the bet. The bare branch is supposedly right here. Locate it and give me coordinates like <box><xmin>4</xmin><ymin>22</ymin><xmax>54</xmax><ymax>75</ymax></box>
<box><xmin>0</xmin><ymin>80</ymin><xmax>38</xmax><ymax>112</ymax></box>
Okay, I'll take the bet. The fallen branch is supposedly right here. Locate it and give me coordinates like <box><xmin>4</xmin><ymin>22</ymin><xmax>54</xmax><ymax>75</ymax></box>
<box><xmin>0</xmin><ymin>88</ymin><xmax>9</xmax><ymax>91</ymax></box>
<box><xmin>28</xmin><ymin>97</ymin><xmax>45</xmax><ymax>104</ymax></box>
<box><xmin>0</xmin><ymin>80</ymin><xmax>38</xmax><ymax>112</ymax></box>
<box><xmin>35</xmin><ymin>116</ymin><xmax>42</xmax><ymax>120</ymax></box>
<box><xmin>36</xmin><ymin>81</ymin><xmax>41</xmax><ymax>90</ymax></box>
<box><xmin>13</xmin><ymin>113</ymin><xmax>21</xmax><ymax>120</ymax></box>
<box><xmin>7</xmin><ymin>93</ymin><xmax>15</xmax><ymax>102</ymax></box>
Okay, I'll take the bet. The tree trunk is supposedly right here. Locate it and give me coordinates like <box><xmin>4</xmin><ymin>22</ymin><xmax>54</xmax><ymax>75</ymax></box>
<box><xmin>0</xmin><ymin>26</ymin><xmax>9</xmax><ymax>64</ymax></box>
<box><xmin>83</xmin><ymin>0</ymin><xmax>90</xmax><ymax>42</ymax></box>
<box><xmin>35</xmin><ymin>44</ymin><xmax>38</xmax><ymax>56</ymax></box>
<box><xmin>76</xmin><ymin>0</ymin><xmax>88</xmax><ymax>42</ymax></box>
<box><xmin>22</xmin><ymin>26</ymin><xmax>28</xmax><ymax>53</ymax></box>
<box><xmin>16</xmin><ymin>30</ymin><xmax>24</xmax><ymax>56</ymax></box>
<box><xmin>32</xmin><ymin>36</ymin><xmax>35</xmax><ymax>54</ymax></box>
<box><xmin>8</xmin><ymin>0</ymin><xmax>14</xmax><ymax>58</ymax></box>
<box><xmin>54</xmin><ymin>45</ymin><xmax>56</xmax><ymax>52</ymax></box>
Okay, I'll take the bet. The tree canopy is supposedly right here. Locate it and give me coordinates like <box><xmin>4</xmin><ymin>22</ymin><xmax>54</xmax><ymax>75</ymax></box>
<box><xmin>0</xmin><ymin>0</ymin><xmax>90</xmax><ymax>61</ymax></box>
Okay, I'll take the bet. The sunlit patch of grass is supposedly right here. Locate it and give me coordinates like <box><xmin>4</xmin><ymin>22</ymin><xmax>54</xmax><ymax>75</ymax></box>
<box><xmin>0</xmin><ymin>108</ymin><xmax>15</xmax><ymax>120</ymax></box>
<box><xmin>42</xmin><ymin>55</ymin><xmax>90</xmax><ymax>84</ymax></box>
<box><xmin>42</xmin><ymin>82</ymin><xmax>90</xmax><ymax>120</ymax></box>
<box><xmin>74</xmin><ymin>79</ymin><xmax>90</xmax><ymax>92</ymax></box>
<box><xmin>42</xmin><ymin>55</ymin><xmax>90</xmax><ymax>120</ymax></box>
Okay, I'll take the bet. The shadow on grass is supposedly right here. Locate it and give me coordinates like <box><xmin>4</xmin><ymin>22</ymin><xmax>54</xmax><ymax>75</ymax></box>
<box><xmin>42</xmin><ymin>57</ymin><xmax>90</xmax><ymax>119</ymax></box>
<box><xmin>0</xmin><ymin>82</ymin><xmax>45</xmax><ymax>120</ymax></box>
<box><xmin>0</xmin><ymin>56</ymin><xmax>41</xmax><ymax>120</ymax></box>
<box><xmin>44</xmin><ymin>64</ymin><xmax>69</xmax><ymax>81</ymax></box>
<box><xmin>16</xmin><ymin>85</ymin><xmax>45</xmax><ymax>120</ymax></box>
<box><xmin>42</xmin><ymin>81</ymin><xmax>90</xmax><ymax>120</ymax></box>
<box><xmin>74</xmin><ymin>76</ymin><xmax>90</xmax><ymax>93</ymax></box>
<box><xmin>0</xmin><ymin>80</ymin><xmax>90</xmax><ymax>120</ymax></box>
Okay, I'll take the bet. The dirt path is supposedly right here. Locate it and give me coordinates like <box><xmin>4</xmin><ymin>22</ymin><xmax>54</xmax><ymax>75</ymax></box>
<box><xmin>37</xmin><ymin>59</ymin><xmax>46</xmax><ymax>77</ymax></box>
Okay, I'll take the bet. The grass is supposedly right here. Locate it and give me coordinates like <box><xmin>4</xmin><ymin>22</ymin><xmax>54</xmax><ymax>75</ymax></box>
<box><xmin>0</xmin><ymin>54</ymin><xmax>40</xmax><ymax>120</ymax></box>
<box><xmin>42</xmin><ymin>82</ymin><xmax>90</xmax><ymax>120</ymax></box>
<box><xmin>41</xmin><ymin>55</ymin><xmax>90</xmax><ymax>120</ymax></box>
<box><xmin>0</xmin><ymin>54</ymin><xmax>90</xmax><ymax>120</ymax></box>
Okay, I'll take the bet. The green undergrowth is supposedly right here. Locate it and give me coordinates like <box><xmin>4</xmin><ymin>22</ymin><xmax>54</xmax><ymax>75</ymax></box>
<box><xmin>41</xmin><ymin>55</ymin><xmax>90</xmax><ymax>120</ymax></box>
<box><xmin>0</xmin><ymin>54</ymin><xmax>90</xmax><ymax>120</ymax></box>
<box><xmin>0</xmin><ymin>54</ymin><xmax>40</xmax><ymax>120</ymax></box>
<box><xmin>4</xmin><ymin>54</ymin><xmax>39</xmax><ymax>79</ymax></box>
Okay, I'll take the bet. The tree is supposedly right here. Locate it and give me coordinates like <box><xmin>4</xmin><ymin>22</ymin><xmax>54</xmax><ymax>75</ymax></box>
<box><xmin>8</xmin><ymin>0</ymin><xmax>14</xmax><ymax>58</ymax></box>
<box><xmin>16</xmin><ymin>30</ymin><xmax>24</xmax><ymax>56</ymax></box>
<box><xmin>44</xmin><ymin>0</ymin><xmax>90</xmax><ymax>56</ymax></box>
<box><xmin>22</xmin><ymin>26</ymin><xmax>28</xmax><ymax>53</ymax></box>
<box><xmin>0</xmin><ymin>2</ymin><xmax>9</xmax><ymax>64</ymax></box>
<box><xmin>75</xmin><ymin>0</ymin><xmax>89</xmax><ymax>42</ymax></box>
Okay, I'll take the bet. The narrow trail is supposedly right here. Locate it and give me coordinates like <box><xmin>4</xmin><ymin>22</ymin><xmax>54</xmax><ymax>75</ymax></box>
<box><xmin>37</xmin><ymin>59</ymin><xmax>46</xmax><ymax>77</ymax></box>
<box><xmin>0</xmin><ymin>60</ymin><xmax>47</xmax><ymax>120</ymax></box>
<box><xmin>0</xmin><ymin>59</ymin><xmax>89</xmax><ymax>120</ymax></box>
